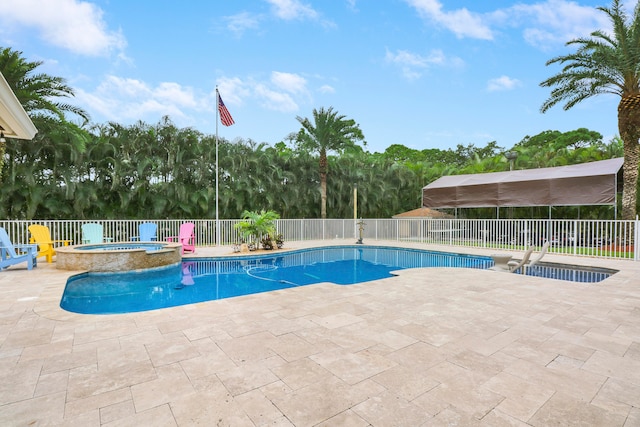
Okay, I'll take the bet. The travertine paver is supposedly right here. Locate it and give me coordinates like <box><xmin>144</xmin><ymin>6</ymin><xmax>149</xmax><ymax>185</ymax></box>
<box><xmin>0</xmin><ymin>240</ymin><xmax>638</xmax><ymax>426</ymax></box>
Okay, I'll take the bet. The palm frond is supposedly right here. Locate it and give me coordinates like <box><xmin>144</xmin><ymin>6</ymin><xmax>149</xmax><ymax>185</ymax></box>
<box><xmin>541</xmin><ymin>0</ymin><xmax>640</xmax><ymax>112</ymax></box>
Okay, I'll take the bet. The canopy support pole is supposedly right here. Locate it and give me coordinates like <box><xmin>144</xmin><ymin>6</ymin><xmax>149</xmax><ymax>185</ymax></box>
<box><xmin>614</xmin><ymin>173</ymin><xmax>618</xmax><ymax>219</ymax></box>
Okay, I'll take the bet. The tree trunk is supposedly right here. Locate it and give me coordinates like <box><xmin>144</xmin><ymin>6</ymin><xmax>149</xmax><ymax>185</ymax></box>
<box><xmin>320</xmin><ymin>171</ymin><xmax>327</xmax><ymax>219</ymax></box>
<box><xmin>319</xmin><ymin>149</ymin><xmax>327</xmax><ymax>219</ymax></box>
<box><xmin>617</xmin><ymin>95</ymin><xmax>640</xmax><ymax>220</ymax></box>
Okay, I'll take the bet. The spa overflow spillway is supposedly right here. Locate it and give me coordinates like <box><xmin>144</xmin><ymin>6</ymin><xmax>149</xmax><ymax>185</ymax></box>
<box><xmin>60</xmin><ymin>246</ymin><xmax>616</xmax><ymax>315</ymax></box>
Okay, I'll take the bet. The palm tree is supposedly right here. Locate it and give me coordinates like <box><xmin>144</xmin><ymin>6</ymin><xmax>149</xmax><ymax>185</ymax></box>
<box><xmin>540</xmin><ymin>0</ymin><xmax>640</xmax><ymax>220</ymax></box>
<box><xmin>0</xmin><ymin>47</ymin><xmax>90</xmax><ymax>179</ymax></box>
<box><xmin>0</xmin><ymin>47</ymin><xmax>89</xmax><ymax>122</ymax></box>
<box><xmin>234</xmin><ymin>209</ymin><xmax>280</xmax><ymax>248</ymax></box>
<box><xmin>295</xmin><ymin>107</ymin><xmax>365</xmax><ymax>218</ymax></box>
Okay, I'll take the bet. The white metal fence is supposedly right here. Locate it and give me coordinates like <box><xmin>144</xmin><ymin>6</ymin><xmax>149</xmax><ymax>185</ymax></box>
<box><xmin>1</xmin><ymin>218</ymin><xmax>637</xmax><ymax>261</ymax></box>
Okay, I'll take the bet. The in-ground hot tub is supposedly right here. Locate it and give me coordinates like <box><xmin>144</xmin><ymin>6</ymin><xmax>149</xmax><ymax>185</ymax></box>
<box><xmin>55</xmin><ymin>242</ymin><xmax>182</xmax><ymax>272</ymax></box>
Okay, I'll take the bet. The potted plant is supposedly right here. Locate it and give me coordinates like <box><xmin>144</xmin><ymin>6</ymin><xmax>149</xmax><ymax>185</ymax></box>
<box><xmin>261</xmin><ymin>235</ymin><xmax>275</xmax><ymax>250</ymax></box>
<box><xmin>234</xmin><ymin>210</ymin><xmax>280</xmax><ymax>250</ymax></box>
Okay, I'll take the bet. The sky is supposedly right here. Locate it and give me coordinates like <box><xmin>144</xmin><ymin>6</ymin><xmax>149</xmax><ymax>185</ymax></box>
<box><xmin>0</xmin><ymin>0</ymin><xmax>629</xmax><ymax>154</ymax></box>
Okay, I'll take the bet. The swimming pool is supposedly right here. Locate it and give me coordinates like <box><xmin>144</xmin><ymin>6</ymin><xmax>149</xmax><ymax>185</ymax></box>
<box><xmin>60</xmin><ymin>246</ymin><xmax>616</xmax><ymax>314</ymax></box>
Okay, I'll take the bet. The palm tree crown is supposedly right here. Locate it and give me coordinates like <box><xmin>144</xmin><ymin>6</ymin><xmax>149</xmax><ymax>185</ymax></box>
<box><xmin>0</xmin><ymin>47</ymin><xmax>89</xmax><ymax>123</ymax></box>
<box><xmin>540</xmin><ymin>0</ymin><xmax>640</xmax><ymax>219</ymax></box>
<box><xmin>0</xmin><ymin>47</ymin><xmax>90</xmax><ymax>183</ymax></box>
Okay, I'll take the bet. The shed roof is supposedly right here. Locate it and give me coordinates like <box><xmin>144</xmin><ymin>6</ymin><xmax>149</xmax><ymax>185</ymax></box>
<box><xmin>392</xmin><ymin>207</ymin><xmax>452</xmax><ymax>219</ymax></box>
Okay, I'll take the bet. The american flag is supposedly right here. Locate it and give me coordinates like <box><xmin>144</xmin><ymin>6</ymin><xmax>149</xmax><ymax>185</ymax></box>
<box><xmin>217</xmin><ymin>90</ymin><xmax>235</xmax><ymax>126</ymax></box>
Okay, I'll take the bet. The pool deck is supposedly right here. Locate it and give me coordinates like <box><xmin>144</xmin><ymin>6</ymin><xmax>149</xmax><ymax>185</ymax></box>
<box><xmin>0</xmin><ymin>240</ymin><xmax>639</xmax><ymax>426</ymax></box>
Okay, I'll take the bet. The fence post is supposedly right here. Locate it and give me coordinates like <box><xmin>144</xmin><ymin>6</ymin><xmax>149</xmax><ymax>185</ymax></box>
<box><xmin>572</xmin><ymin>219</ymin><xmax>578</xmax><ymax>255</ymax></box>
<box><xmin>633</xmin><ymin>215</ymin><xmax>640</xmax><ymax>261</ymax></box>
<box><xmin>482</xmin><ymin>219</ymin><xmax>486</xmax><ymax>248</ymax></box>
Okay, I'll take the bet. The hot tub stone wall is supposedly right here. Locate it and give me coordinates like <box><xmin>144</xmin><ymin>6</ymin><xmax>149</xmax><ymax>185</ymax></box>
<box><xmin>55</xmin><ymin>243</ymin><xmax>183</xmax><ymax>272</ymax></box>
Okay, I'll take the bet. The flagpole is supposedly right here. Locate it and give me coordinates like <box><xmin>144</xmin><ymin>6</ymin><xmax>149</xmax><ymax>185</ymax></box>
<box><xmin>214</xmin><ymin>87</ymin><xmax>234</xmax><ymax>247</ymax></box>
<box><xmin>215</xmin><ymin>87</ymin><xmax>220</xmax><ymax>247</ymax></box>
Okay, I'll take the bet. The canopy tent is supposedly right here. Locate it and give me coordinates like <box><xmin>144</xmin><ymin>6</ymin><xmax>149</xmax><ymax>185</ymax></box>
<box><xmin>0</xmin><ymin>71</ymin><xmax>37</xmax><ymax>140</ymax></box>
<box><xmin>422</xmin><ymin>158</ymin><xmax>624</xmax><ymax>214</ymax></box>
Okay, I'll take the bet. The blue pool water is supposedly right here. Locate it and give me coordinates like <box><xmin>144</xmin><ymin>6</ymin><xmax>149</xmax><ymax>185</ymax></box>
<box><xmin>60</xmin><ymin>246</ymin><xmax>615</xmax><ymax>315</ymax></box>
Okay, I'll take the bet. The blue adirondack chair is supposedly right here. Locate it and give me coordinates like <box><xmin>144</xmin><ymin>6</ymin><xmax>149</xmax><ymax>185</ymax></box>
<box><xmin>132</xmin><ymin>223</ymin><xmax>157</xmax><ymax>241</ymax></box>
<box><xmin>0</xmin><ymin>227</ymin><xmax>37</xmax><ymax>271</ymax></box>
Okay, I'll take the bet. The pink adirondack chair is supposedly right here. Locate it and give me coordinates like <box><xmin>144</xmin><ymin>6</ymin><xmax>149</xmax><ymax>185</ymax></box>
<box><xmin>167</xmin><ymin>222</ymin><xmax>195</xmax><ymax>254</ymax></box>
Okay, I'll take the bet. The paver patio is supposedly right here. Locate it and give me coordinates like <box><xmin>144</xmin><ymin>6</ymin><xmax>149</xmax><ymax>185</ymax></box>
<box><xmin>0</xmin><ymin>240</ymin><xmax>638</xmax><ymax>426</ymax></box>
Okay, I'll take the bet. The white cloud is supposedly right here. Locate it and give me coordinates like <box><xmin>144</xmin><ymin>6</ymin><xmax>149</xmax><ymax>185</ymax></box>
<box><xmin>318</xmin><ymin>85</ymin><xmax>335</xmax><ymax>94</ymax></box>
<box><xmin>385</xmin><ymin>48</ymin><xmax>463</xmax><ymax>80</ymax></box>
<box><xmin>155</xmin><ymin>82</ymin><xmax>200</xmax><ymax>108</ymax></box>
<box><xmin>217</xmin><ymin>72</ymin><xmax>315</xmax><ymax>112</ymax></box>
<box><xmin>404</xmin><ymin>0</ymin><xmax>612</xmax><ymax>49</ymax></box>
<box><xmin>271</xmin><ymin>72</ymin><xmax>308</xmax><ymax>94</ymax></box>
<box><xmin>75</xmin><ymin>76</ymin><xmax>206</xmax><ymax>123</ymax></box>
<box><xmin>405</xmin><ymin>0</ymin><xmax>493</xmax><ymax>40</ymax></box>
<box><xmin>216</xmin><ymin>77</ymin><xmax>251</xmax><ymax>106</ymax></box>
<box><xmin>487</xmin><ymin>75</ymin><xmax>521</xmax><ymax>92</ymax></box>
<box><xmin>224</xmin><ymin>12</ymin><xmax>261</xmax><ymax>36</ymax></box>
<box><xmin>265</xmin><ymin>0</ymin><xmax>318</xmax><ymax>21</ymax></box>
<box><xmin>254</xmin><ymin>84</ymin><xmax>299</xmax><ymax>112</ymax></box>
<box><xmin>0</xmin><ymin>0</ymin><xmax>126</xmax><ymax>56</ymax></box>
<box><xmin>509</xmin><ymin>0</ymin><xmax>610</xmax><ymax>49</ymax></box>
<box><xmin>76</xmin><ymin>70</ymin><xmax>319</xmax><ymax>125</ymax></box>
